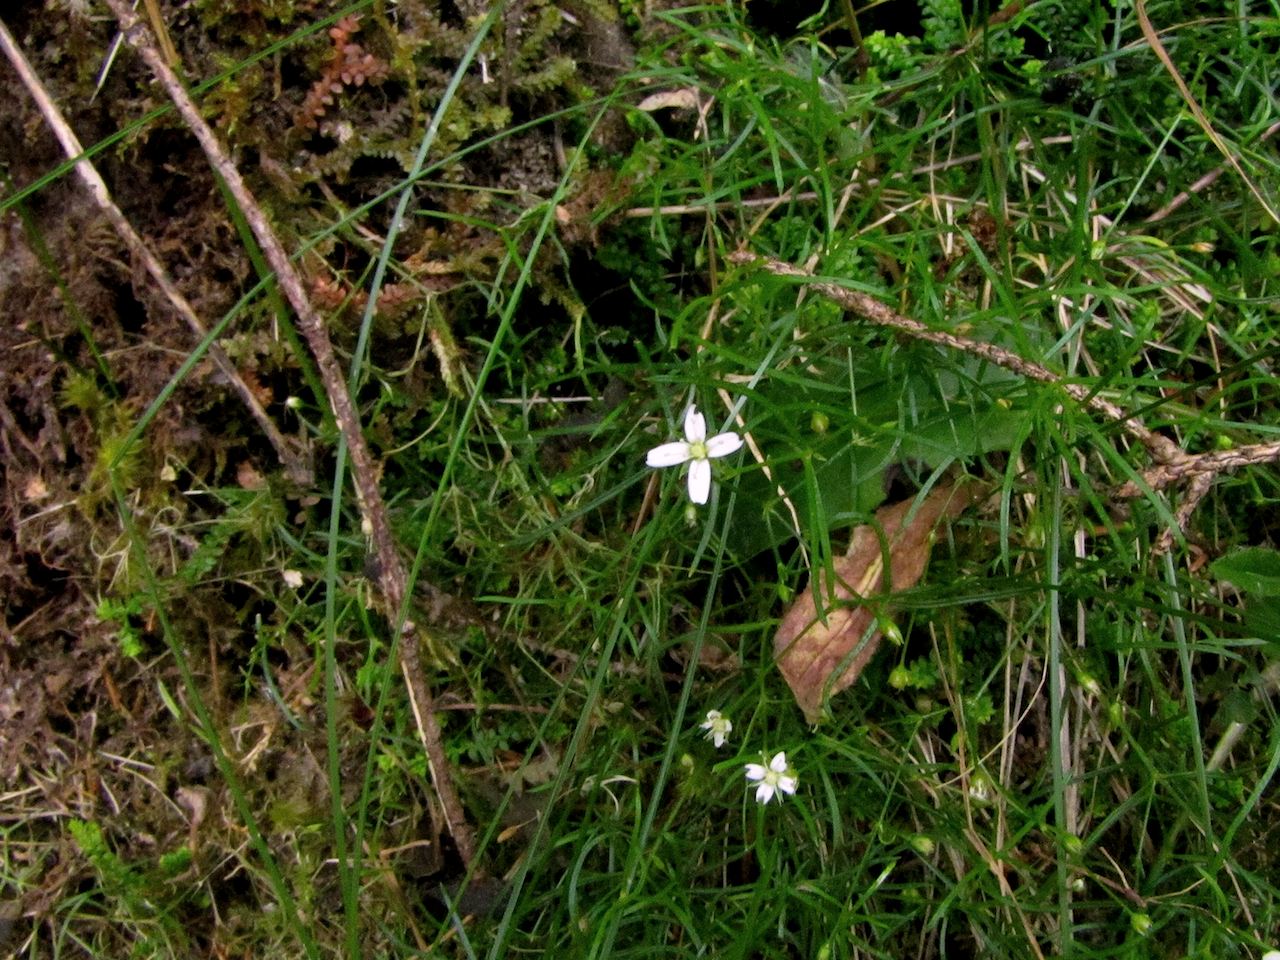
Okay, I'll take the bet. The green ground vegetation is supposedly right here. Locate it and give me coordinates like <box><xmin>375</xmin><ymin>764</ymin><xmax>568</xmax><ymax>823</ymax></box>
<box><xmin>1</xmin><ymin>0</ymin><xmax>1279</xmax><ymax>957</ymax></box>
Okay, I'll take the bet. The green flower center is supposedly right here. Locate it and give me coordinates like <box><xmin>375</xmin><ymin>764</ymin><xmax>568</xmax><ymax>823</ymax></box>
<box><xmin>689</xmin><ymin>440</ymin><xmax>709</xmax><ymax>460</ymax></box>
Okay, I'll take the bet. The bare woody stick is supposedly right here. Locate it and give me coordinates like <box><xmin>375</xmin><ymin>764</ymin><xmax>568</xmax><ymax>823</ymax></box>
<box><xmin>1116</xmin><ymin>439</ymin><xmax>1280</xmax><ymax>497</ymax></box>
<box><xmin>728</xmin><ymin>251</ymin><xmax>1280</xmax><ymax>498</ymax></box>
<box><xmin>0</xmin><ymin>18</ymin><xmax>309</xmax><ymax>485</ymax></box>
<box><xmin>98</xmin><ymin>0</ymin><xmax>475</xmax><ymax>866</ymax></box>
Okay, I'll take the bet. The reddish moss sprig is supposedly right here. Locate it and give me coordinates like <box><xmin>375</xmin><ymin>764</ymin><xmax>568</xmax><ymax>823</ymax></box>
<box><xmin>295</xmin><ymin>16</ymin><xmax>388</xmax><ymax>131</ymax></box>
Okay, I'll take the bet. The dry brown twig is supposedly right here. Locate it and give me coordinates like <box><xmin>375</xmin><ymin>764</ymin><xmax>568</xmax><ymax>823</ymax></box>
<box><xmin>728</xmin><ymin>252</ymin><xmax>1280</xmax><ymax>534</ymax></box>
<box><xmin>0</xmin><ymin>17</ymin><xmax>311</xmax><ymax>486</ymax></box>
<box><xmin>96</xmin><ymin>0</ymin><xmax>476</xmax><ymax>866</ymax></box>
<box><xmin>1132</xmin><ymin>0</ymin><xmax>1279</xmax><ymax>226</ymax></box>
<box><xmin>1144</xmin><ymin>119</ymin><xmax>1280</xmax><ymax>225</ymax></box>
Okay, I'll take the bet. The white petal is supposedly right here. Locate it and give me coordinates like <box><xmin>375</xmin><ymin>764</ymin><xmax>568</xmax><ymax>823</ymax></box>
<box><xmin>646</xmin><ymin>442</ymin><xmax>692</xmax><ymax>467</ymax></box>
<box><xmin>769</xmin><ymin>752</ymin><xmax>788</xmax><ymax>773</ymax></box>
<box><xmin>777</xmin><ymin>775</ymin><xmax>798</xmax><ymax>795</ymax></box>
<box><xmin>683</xmin><ymin>405</ymin><xmax>706</xmax><ymax>443</ymax></box>
<box><xmin>705</xmin><ymin>432</ymin><xmax>743</xmax><ymax>458</ymax></box>
<box><xmin>744</xmin><ymin>764</ymin><xmax>766</xmax><ymax>782</ymax></box>
<box><xmin>755</xmin><ymin>782</ymin><xmax>776</xmax><ymax>804</ymax></box>
<box><xmin>687</xmin><ymin>459</ymin><xmax>712</xmax><ymax>504</ymax></box>
<box><xmin>713</xmin><ymin>732</ymin><xmax>727</xmax><ymax>747</ymax></box>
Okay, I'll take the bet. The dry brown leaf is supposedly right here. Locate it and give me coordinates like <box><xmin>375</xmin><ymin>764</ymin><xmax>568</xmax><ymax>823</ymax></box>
<box><xmin>774</xmin><ymin>480</ymin><xmax>979</xmax><ymax>722</ymax></box>
<box><xmin>636</xmin><ymin>87</ymin><xmax>700</xmax><ymax>112</ymax></box>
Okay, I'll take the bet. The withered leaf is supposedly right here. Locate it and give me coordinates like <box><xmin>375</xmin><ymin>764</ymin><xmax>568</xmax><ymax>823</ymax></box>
<box><xmin>636</xmin><ymin>87</ymin><xmax>701</xmax><ymax>112</ymax></box>
<box><xmin>774</xmin><ymin>481</ymin><xmax>979</xmax><ymax>722</ymax></box>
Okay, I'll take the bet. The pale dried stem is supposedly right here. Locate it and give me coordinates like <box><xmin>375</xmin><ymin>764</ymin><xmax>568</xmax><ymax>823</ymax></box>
<box><xmin>0</xmin><ymin>17</ymin><xmax>309</xmax><ymax>485</ymax></box>
<box><xmin>698</xmin><ymin>301</ymin><xmax>806</xmax><ymax>563</ymax></box>
<box><xmin>1145</xmin><ymin>120</ymin><xmax>1280</xmax><ymax>224</ymax></box>
<box><xmin>1133</xmin><ymin>0</ymin><xmax>1279</xmax><ymax>225</ymax></box>
<box><xmin>97</xmin><ymin>0</ymin><xmax>475</xmax><ymax>865</ymax></box>
<box><xmin>717</xmin><ymin>383</ymin><xmax>806</xmax><ymax>563</ymax></box>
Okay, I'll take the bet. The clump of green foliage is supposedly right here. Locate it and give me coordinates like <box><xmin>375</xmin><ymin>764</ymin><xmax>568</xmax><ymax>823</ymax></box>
<box><xmin>6</xmin><ymin>0</ymin><xmax>1279</xmax><ymax>957</ymax></box>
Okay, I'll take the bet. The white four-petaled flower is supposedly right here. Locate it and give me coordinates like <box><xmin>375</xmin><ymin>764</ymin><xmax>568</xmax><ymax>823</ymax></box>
<box><xmin>645</xmin><ymin>405</ymin><xmax>743</xmax><ymax>505</ymax></box>
<box><xmin>699</xmin><ymin>709</ymin><xmax>732</xmax><ymax>748</ymax></box>
<box><xmin>744</xmin><ymin>751</ymin><xmax>798</xmax><ymax>805</ymax></box>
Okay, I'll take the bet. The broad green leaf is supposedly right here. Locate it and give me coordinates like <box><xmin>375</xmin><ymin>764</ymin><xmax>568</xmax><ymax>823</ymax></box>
<box><xmin>1211</xmin><ymin>547</ymin><xmax>1280</xmax><ymax>597</ymax></box>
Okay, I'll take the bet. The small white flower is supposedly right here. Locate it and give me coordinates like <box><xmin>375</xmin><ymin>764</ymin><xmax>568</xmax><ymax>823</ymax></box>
<box><xmin>645</xmin><ymin>405</ymin><xmax>744</xmax><ymax>505</ymax></box>
<box><xmin>699</xmin><ymin>709</ymin><xmax>732</xmax><ymax>748</ymax></box>
<box><xmin>744</xmin><ymin>751</ymin><xmax>798</xmax><ymax>805</ymax></box>
<box><xmin>1263</xmin><ymin>951</ymin><xmax>1280</xmax><ymax>960</ymax></box>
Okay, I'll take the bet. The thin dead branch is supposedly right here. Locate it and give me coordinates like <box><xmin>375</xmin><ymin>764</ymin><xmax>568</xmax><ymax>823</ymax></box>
<box><xmin>728</xmin><ymin>251</ymin><xmax>1280</xmax><ymax>539</ymax></box>
<box><xmin>97</xmin><ymin>0</ymin><xmax>475</xmax><ymax>867</ymax></box>
<box><xmin>1117</xmin><ymin>440</ymin><xmax>1280</xmax><ymax>497</ymax></box>
<box><xmin>728</xmin><ymin>251</ymin><xmax>1186</xmax><ymax>462</ymax></box>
